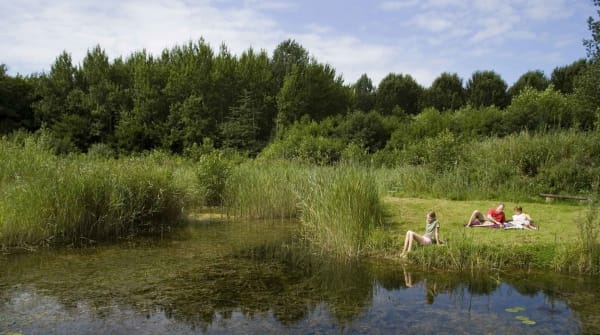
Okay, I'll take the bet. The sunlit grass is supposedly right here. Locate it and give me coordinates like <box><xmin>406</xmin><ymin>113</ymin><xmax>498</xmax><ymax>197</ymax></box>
<box><xmin>0</xmin><ymin>138</ymin><xmax>185</xmax><ymax>249</ymax></box>
<box><xmin>380</xmin><ymin>197</ymin><xmax>599</xmax><ymax>273</ymax></box>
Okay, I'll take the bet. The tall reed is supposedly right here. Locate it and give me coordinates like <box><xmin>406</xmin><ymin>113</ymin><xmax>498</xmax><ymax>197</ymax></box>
<box><xmin>223</xmin><ymin>161</ymin><xmax>307</xmax><ymax>219</ymax></box>
<box><xmin>300</xmin><ymin>166</ymin><xmax>385</xmax><ymax>258</ymax></box>
<box><xmin>0</xmin><ymin>138</ymin><xmax>184</xmax><ymax>249</ymax></box>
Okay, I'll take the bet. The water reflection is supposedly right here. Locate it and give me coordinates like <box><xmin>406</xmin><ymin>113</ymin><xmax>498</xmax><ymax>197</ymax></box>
<box><xmin>1</xmin><ymin>220</ymin><xmax>599</xmax><ymax>334</ymax></box>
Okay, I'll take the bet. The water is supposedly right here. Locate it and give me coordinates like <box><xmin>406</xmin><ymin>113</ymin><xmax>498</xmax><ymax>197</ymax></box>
<box><xmin>1</xmin><ymin>219</ymin><xmax>599</xmax><ymax>334</ymax></box>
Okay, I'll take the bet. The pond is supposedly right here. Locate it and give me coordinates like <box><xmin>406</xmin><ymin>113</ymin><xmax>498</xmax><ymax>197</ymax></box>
<box><xmin>1</xmin><ymin>219</ymin><xmax>599</xmax><ymax>334</ymax></box>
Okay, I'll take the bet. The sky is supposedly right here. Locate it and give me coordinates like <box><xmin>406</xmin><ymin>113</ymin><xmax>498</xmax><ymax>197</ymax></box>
<box><xmin>0</xmin><ymin>0</ymin><xmax>596</xmax><ymax>87</ymax></box>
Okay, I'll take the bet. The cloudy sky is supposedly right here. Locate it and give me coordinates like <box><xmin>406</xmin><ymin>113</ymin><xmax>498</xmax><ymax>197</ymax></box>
<box><xmin>0</xmin><ymin>0</ymin><xmax>595</xmax><ymax>86</ymax></box>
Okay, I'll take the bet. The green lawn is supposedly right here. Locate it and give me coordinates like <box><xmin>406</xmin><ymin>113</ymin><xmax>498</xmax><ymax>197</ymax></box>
<box><xmin>385</xmin><ymin>197</ymin><xmax>586</xmax><ymax>244</ymax></box>
<box><xmin>376</xmin><ymin>197</ymin><xmax>597</xmax><ymax>273</ymax></box>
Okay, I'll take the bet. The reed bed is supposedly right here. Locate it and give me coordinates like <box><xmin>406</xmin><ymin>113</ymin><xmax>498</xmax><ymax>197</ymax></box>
<box><xmin>223</xmin><ymin>160</ymin><xmax>307</xmax><ymax>220</ymax></box>
<box><xmin>299</xmin><ymin>166</ymin><xmax>386</xmax><ymax>258</ymax></box>
<box><xmin>0</xmin><ymin>138</ymin><xmax>184</xmax><ymax>249</ymax></box>
<box><xmin>222</xmin><ymin>162</ymin><xmax>387</xmax><ymax>258</ymax></box>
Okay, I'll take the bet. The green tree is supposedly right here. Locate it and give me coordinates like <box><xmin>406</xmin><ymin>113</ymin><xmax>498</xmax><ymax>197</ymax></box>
<box><xmin>466</xmin><ymin>70</ymin><xmax>509</xmax><ymax>108</ymax></box>
<box><xmin>423</xmin><ymin>72</ymin><xmax>465</xmax><ymax>111</ymax></box>
<box><xmin>33</xmin><ymin>51</ymin><xmax>93</xmax><ymax>152</ymax></box>
<box><xmin>220</xmin><ymin>90</ymin><xmax>262</xmax><ymax>153</ymax></box>
<box><xmin>80</xmin><ymin>45</ymin><xmax>125</xmax><ymax>145</ymax></box>
<box><xmin>236</xmin><ymin>48</ymin><xmax>277</xmax><ymax>145</ymax></box>
<box><xmin>572</xmin><ymin>65</ymin><xmax>600</xmax><ymax>130</ymax></box>
<box><xmin>352</xmin><ymin>74</ymin><xmax>376</xmax><ymax>112</ymax></box>
<box><xmin>584</xmin><ymin>0</ymin><xmax>600</xmax><ymax>59</ymax></box>
<box><xmin>0</xmin><ymin>65</ymin><xmax>36</xmax><ymax>133</ymax></box>
<box><xmin>386</xmin><ymin>107</ymin><xmax>450</xmax><ymax>150</ymax></box>
<box><xmin>33</xmin><ymin>52</ymin><xmax>78</xmax><ymax>127</ymax></box>
<box><xmin>337</xmin><ymin>110</ymin><xmax>389</xmax><ymax>152</ymax></box>
<box><xmin>375</xmin><ymin>73</ymin><xmax>424</xmax><ymax>115</ymax></box>
<box><xmin>209</xmin><ymin>44</ymin><xmax>239</xmax><ymax>133</ymax></box>
<box><xmin>165</xmin><ymin>95</ymin><xmax>215</xmax><ymax>153</ymax></box>
<box><xmin>115</xmin><ymin>51</ymin><xmax>169</xmax><ymax>152</ymax></box>
<box><xmin>161</xmin><ymin>40</ymin><xmax>216</xmax><ymax>151</ymax></box>
<box><xmin>550</xmin><ymin>59</ymin><xmax>588</xmax><ymax>94</ymax></box>
<box><xmin>276</xmin><ymin>62</ymin><xmax>351</xmax><ymax>127</ymax></box>
<box><xmin>163</xmin><ymin>39</ymin><xmax>214</xmax><ymax>104</ymax></box>
<box><xmin>508</xmin><ymin>70</ymin><xmax>549</xmax><ymax>97</ymax></box>
<box><xmin>271</xmin><ymin>39</ymin><xmax>309</xmax><ymax>90</ymax></box>
<box><xmin>573</xmin><ymin>0</ymin><xmax>600</xmax><ymax>130</ymax></box>
<box><xmin>505</xmin><ymin>86</ymin><xmax>574</xmax><ymax>131</ymax></box>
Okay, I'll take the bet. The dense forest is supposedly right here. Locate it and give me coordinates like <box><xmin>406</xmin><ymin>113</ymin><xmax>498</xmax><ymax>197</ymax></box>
<box><xmin>1</xmin><ymin>2</ymin><xmax>599</xmax><ymax>162</ymax></box>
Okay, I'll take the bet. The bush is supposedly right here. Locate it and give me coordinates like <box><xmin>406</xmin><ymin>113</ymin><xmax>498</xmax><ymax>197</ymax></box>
<box><xmin>195</xmin><ymin>151</ymin><xmax>232</xmax><ymax>206</ymax></box>
<box><xmin>505</xmin><ymin>86</ymin><xmax>574</xmax><ymax>132</ymax></box>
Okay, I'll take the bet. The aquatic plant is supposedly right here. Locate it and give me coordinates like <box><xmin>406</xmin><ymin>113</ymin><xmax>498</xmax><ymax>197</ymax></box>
<box><xmin>223</xmin><ymin>160</ymin><xmax>307</xmax><ymax>220</ymax></box>
<box><xmin>0</xmin><ymin>137</ymin><xmax>184</xmax><ymax>249</ymax></box>
<box><xmin>299</xmin><ymin>165</ymin><xmax>386</xmax><ymax>258</ymax></box>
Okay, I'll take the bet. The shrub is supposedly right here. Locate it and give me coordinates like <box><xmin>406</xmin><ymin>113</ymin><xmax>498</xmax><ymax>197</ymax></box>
<box><xmin>195</xmin><ymin>151</ymin><xmax>232</xmax><ymax>206</ymax></box>
<box><xmin>505</xmin><ymin>86</ymin><xmax>574</xmax><ymax>132</ymax></box>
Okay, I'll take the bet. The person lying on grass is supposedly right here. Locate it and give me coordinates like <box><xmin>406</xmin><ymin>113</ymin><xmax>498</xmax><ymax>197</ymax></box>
<box><xmin>465</xmin><ymin>203</ymin><xmax>506</xmax><ymax>228</ymax></box>
<box><xmin>400</xmin><ymin>210</ymin><xmax>440</xmax><ymax>257</ymax></box>
<box><xmin>504</xmin><ymin>206</ymin><xmax>538</xmax><ymax>230</ymax></box>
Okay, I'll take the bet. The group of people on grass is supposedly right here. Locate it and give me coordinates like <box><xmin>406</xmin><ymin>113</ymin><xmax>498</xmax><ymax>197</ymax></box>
<box><xmin>400</xmin><ymin>203</ymin><xmax>536</xmax><ymax>257</ymax></box>
<box><xmin>465</xmin><ymin>203</ymin><xmax>537</xmax><ymax>230</ymax></box>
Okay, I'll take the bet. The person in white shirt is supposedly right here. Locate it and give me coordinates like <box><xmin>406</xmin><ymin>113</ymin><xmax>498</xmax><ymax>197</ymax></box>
<box><xmin>505</xmin><ymin>206</ymin><xmax>537</xmax><ymax>230</ymax></box>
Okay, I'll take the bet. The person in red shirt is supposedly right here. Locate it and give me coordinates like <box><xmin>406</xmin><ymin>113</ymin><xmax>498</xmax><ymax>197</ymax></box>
<box><xmin>465</xmin><ymin>203</ymin><xmax>506</xmax><ymax>228</ymax></box>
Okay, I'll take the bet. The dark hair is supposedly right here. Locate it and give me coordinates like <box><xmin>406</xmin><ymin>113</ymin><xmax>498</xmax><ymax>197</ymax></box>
<box><xmin>514</xmin><ymin>206</ymin><xmax>523</xmax><ymax>212</ymax></box>
<box><xmin>427</xmin><ymin>210</ymin><xmax>436</xmax><ymax>219</ymax></box>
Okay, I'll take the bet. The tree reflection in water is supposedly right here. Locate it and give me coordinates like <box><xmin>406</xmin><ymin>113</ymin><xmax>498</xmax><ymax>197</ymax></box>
<box><xmin>0</xmin><ymin>220</ymin><xmax>598</xmax><ymax>334</ymax></box>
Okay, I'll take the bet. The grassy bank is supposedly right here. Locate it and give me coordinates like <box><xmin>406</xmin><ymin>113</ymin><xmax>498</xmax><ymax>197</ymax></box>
<box><xmin>379</xmin><ymin>197</ymin><xmax>600</xmax><ymax>274</ymax></box>
<box><xmin>223</xmin><ymin>162</ymin><xmax>387</xmax><ymax>257</ymax></box>
<box><xmin>0</xmin><ymin>137</ymin><xmax>185</xmax><ymax>249</ymax></box>
<box><xmin>208</xmin><ymin>159</ymin><xmax>600</xmax><ymax>272</ymax></box>
<box><xmin>2</xmin><ymin>134</ymin><xmax>598</xmax><ymax>274</ymax></box>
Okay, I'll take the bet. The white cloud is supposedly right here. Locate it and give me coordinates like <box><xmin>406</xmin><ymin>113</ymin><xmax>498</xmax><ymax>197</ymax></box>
<box><xmin>242</xmin><ymin>0</ymin><xmax>295</xmax><ymax>10</ymax></box>
<box><xmin>0</xmin><ymin>0</ymin><xmax>282</xmax><ymax>74</ymax></box>
<box><xmin>523</xmin><ymin>0</ymin><xmax>572</xmax><ymax>21</ymax></box>
<box><xmin>0</xmin><ymin>0</ymin><xmax>590</xmax><ymax>87</ymax></box>
<box><xmin>470</xmin><ymin>17</ymin><xmax>516</xmax><ymax>43</ymax></box>
<box><xmin>410</xmin><ymin>14</ymin><xmax>453</xmax><ymax>33</ymax></box>
<box><xmin>379</xmin><ymin>0</ymin><xmax>419</xmax><ymax>11</ymax></box>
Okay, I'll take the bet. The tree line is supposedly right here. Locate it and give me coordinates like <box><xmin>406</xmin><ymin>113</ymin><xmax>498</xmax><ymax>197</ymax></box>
<box><xmin>1</xmin><ymin>2</ymin><xmax>599</xmax><ymax>157</ymax></box>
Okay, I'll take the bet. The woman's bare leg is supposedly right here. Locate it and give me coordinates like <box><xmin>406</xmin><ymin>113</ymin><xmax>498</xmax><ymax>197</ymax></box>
<box><xmin>401</xmin><ymin>230</ymin><xmax>427</xmax><ymax>256</ymax></box>
<box><xmin>466</xmin><ymin>210</ymin><xmax>482</xmax><ymax>226</ymax></box>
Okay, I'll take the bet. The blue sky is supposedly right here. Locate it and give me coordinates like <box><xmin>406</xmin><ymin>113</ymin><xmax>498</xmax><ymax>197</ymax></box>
<box><xmin>0</xmin><ymin>0</ymin><xmax>595</xmax><ymax>86</ymax></box>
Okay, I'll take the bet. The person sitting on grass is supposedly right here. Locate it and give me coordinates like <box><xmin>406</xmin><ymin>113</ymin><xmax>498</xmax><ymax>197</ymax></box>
<box><xmin>400</xmin><ymin>210</ymin><xmax>440</xmax><ymax>257</ymax></box>
<box><xmin>465</xmin><ymin>203</ymin><xmax>506</xmax><ymax>228</ymax></box>
<box><xmin>504</xmin><ymin>206</ymin><xmax>538</xmax><ymax>230</ymax></box>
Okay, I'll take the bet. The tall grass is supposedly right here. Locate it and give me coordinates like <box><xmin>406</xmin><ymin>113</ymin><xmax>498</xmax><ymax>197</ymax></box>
<box><xmin>299</xmin><ymin>166</ymin><xmax>386</xmax><ymax>258</ymax></box>
<box><xmin>377</xmin><ymin>130</ymin><xmax>600</xmax><ymax>201</ymax></box>
<box><xmin>223</xmin><ymin>162</ymin><xmax>387</xmax><ymax>257</ymax></box>
<box><xmin>0</xmin><ymin>137</ymin><xmax>184</xmax><ymax>249</ymax></box>
<box><xmin>223</xmin><ymin>161</ymin><xmax>307</xmax><ymax>219</ymax></box>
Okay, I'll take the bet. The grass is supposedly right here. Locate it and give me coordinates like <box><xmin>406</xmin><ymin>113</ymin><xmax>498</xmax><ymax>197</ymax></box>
<box><xmin>2</xmin><ymin>134</ymin><xmax>598</xmax><ymax>274</ymax></box>
<box><xmin>222</xmin><ymin>162</ymin><xmax>387</xmax><ymax>258</ymax></box>
<box><xmin>223</xmin><ymin>160</ymin><xmax>307</xmax><ymax>220</ymax></box>
<box><xmin>377</xmin><ymin>197</ymin><xmax>600</xmax><ymax>274</ymax></box>
<box><xmin>299</xmin><ymin>165</ymin><xmax>386</xmax><ymax>258</ymax></box>
<box><xmin>0</xmin><ymin>138</ymin><xmax>185</xmax><ymax>249</ymax></box>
